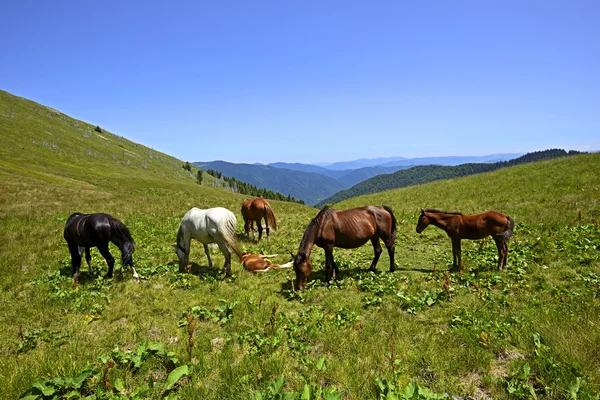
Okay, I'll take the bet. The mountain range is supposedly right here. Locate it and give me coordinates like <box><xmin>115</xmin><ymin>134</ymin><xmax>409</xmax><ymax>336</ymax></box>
<box><xmin>195</xmin><ymin>154</ymin><xmax>522</xmax><ymax>205</ymax></box>
<box><xmin>315</xmin><ymin>149</ymin><xmax>584</xmax><ymax>207</ymax></box>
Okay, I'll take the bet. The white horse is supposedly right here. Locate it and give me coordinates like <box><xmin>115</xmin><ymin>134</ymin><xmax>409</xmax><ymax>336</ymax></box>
<box><xmin>173</xmin><ymin>207</ymin><xmax>242</xmax><ymax>277</ymax></box>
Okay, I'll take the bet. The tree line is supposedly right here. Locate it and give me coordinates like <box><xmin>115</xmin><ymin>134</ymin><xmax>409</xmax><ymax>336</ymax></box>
<box><xmin>198</xmin><ymin>168</ymin><xmax>304</xmax><ymax>204</ymax></box>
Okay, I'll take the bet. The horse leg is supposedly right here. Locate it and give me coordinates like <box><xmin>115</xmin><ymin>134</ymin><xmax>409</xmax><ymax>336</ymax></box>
<box><xmin>457</xmin><ymin>240</ymin><xmax>463</xmax><ymax>271</ymax></box>
<box><xmin>130</xmin><ymin>266</ymin><xmax>140</xmax><ymax>281</ymax></box>
<box><xmin>203</xmin><ymin>244</ymin><xmax>213</xmax><ymax>269</ymax></box>
<box><xmin>69</xmin><ymin>243</ymin><xmax>82</xmax><ymax>285</ymax></box>
<box><xmin>498</xmin><ymin>240</ymin><xmax>508</xmax><ymax>269</ymax></box>
<box><xmin>97</xmin><ymin>244</ymin><xmax>115</xmax><ymax>278</ymax></box>
<box><xmin>324</xmin><ymin>246</ymin><xmax>334</xmax><ymax>286</ymax></box>
<box><xmin>494</xmin><ymin>238</ymin><xmax>504</xmax><ymax>270</ymax></box>
<box><xmin>257</xmin><ymin>219</ymin><xmax>263</xmax><ymax>241</ymax></box>
<box><xmin>85</xmin><ymin>247</ymin><xmax>93</xmax><ymax>275</ymax></box>
<box><xmin>265</xmin><ymin>217</ymin><xmax>270</xmax><ymax>241</ymax></box>
<box><xmin>451</xmin><ymin>238</ymin><xmax>461</xmax><ymax>271</ymax></box>
<box><xmin>369</xmin><ymin>238</ymin><xmax>382</xmax><ymax>272</ymax></box>
<box><xmin>333</xmin><ymin>260</ymin><xmax>339</xmax><ymax>280</ymax></box>
<box><xmin>386</xmin><ymin>241</ymin><xmax>396</xmax><ymax>272</ymax></box>
<box><xmin>217</xmin><ymin>241</ymin><xmax>232</xmax><ymax>277</ymax></box>
<box><xmin>244</xmin><ymin>219</ymin><xmax>250</xmax><ymax>238</ymax></box>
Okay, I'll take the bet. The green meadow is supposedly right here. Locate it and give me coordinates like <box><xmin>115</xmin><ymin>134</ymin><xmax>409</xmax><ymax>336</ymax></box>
<box><xmin>1</xmin><ymin>90</ymin><xmax>599</xmax><ymax>399</ymax></box>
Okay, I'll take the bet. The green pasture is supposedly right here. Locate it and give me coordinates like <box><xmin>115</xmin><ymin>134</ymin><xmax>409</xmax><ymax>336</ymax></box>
<box><xmin>1</xmin><ymin>91</ymin><xmax>599</xmax><ymax>399</ymax></box>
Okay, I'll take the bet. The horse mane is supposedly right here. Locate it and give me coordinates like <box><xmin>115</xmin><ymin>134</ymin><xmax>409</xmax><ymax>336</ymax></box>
<box><xmin>298</xmin><ymin>207</ymin><xmax>334</xmax><ymax>255</ymax></box>
<box><xmin>425</xmin><ymin>208</ymin><xmax>463</xmax><ymax>216</ymax></box>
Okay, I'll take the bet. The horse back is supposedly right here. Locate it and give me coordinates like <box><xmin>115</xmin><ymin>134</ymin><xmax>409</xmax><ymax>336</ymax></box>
<box><xmin>63</xmin><ymin>213</ymin><xmax>112</xmax><ymax>247</ymax></box>
<box><xmin>458</xmin><ymin>211</ymin><xmax>509</xmax><ymax>239</ymax></box>
<box><xmin>249</xmin><ymin>198</ymin><xmax>270</xmax><ymax>217</ymax></box>
<box><xmin>321</xmin><ymin>207</ymin><xmax>377</xmax><ymax>248</ymax></box>
<box><xmin>183</xmin><ymin>207</ymin><xmax>236</xmax><ymax>243</ymax></box>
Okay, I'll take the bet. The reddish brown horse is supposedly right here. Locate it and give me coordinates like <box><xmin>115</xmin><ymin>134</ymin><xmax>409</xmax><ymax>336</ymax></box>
<box><xmin>293</xmin><ymin>205</ymin><xmax>397</xmax><ymax>289</ymax></box>
<box><xmin>416</xmin><ymin>209</ymin><xmax>514</xmax><ymax>271</ymax></box>
<box><xmin>241</xmin><ymin>252</ymin><xmax>293</xmax><ymax>272</ymax></box>
<box><xmin>241</xmin><ymin>198</ymin><xmax>277</xmax><ymax>240</ymax></box>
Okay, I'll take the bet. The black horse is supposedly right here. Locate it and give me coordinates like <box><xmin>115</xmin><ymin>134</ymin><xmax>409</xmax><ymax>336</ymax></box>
<box><xmin>63</xmin><ymin>213</ymin><xmax>139</xmax><ymax>284</ymax></box>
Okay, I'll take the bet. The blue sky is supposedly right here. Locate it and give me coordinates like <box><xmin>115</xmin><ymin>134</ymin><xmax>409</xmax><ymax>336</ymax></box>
<box><xmin>2</xmin><ymin>1</ymin><xmax>599</xmax><ymax>164</ymax></box>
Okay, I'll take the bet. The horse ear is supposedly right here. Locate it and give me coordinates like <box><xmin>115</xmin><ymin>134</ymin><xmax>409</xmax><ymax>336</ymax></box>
<box><xmin>289</xmin><ymin>251</ymin><xmax>296</xmax><ymax>259</ymax></box>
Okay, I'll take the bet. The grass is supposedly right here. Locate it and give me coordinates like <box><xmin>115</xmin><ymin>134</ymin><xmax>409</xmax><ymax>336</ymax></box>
<box><xmin>1</xmin><ymin>90</ymin><xmax>600</xmax><ymax>399</ymax></box>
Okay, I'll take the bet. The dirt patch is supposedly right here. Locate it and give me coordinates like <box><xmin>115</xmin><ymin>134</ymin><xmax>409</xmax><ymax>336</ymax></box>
<box><xmin>490</xmin><ymin>348</ymin><xmax>525</xmax><ymax>378</ymax></box>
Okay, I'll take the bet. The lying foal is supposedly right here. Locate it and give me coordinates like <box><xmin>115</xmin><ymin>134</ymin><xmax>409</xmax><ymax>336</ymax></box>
<box><xmin>241</xmin><ymin>252</ymin><xmax>292</xmax><ymax>272</ymax></box>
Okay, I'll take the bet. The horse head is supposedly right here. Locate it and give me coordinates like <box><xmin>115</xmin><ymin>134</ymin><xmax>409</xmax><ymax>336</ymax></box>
<box><xmin>292</xmin><ymin>252</ymin><xmax>312</xmax><ymax>290</ymax></box>
<box><xmin>172</xmin><ymin>243</ymin><xmax>188</xmax><ymax>269</ymax></box>
<box><xmin>416</xmin><ymin>209</ymin><xmax>430</xmax><ymax>233</ymax></box>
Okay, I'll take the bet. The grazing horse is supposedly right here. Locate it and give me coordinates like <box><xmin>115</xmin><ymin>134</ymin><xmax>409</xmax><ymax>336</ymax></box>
<box><xmin>241</xmin><ymin>252</ymin><xmax>293</xmax><ymax>272</ymax></box>
<box><xmin>241</xmin><ymin>198</ymin><xmax>277</xmax><ymax>240</ymax></box>
<box><xmin>173</xmin><ymin>207</ymin><xmax>242</xmax><ymax>277</ymax></box>
<box><xmin>63</xmin><ymin>213</ymin><xmax>139</xmax><ymax>284</ymax></box>
<box><xmin>416</xmin><ymin>209</ymin><xmax>515</xmax><ymax>271</ymax></box>
<box><xmin>293</xmin><ymin>205</ymin><xmax>397</xmax><ymax>289</ymax></box>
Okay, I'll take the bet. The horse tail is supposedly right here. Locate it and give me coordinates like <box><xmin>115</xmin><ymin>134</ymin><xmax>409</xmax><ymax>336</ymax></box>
<box><xmin>498</xmin><ymin>215</ymin><xmax>515</xmax><ymax>241</ymax></box>
<box><xmin>382</xmin><ymin>205</ymin><xmax>397</xmax><ymax>242</ymax></box>
<box><xmin>109</xmin><ymin>217</ymin><xmax>135</xmax><ymax>266</ymax></box>
<box><xmin>220</xmin><ymin>214</ymin><xmax>243</xmax><ymax>261</ymax></box>
<box><xmin>264</xmin><ymin>205</ymin><xmax>277</xmax><ymax>230</ymax></box>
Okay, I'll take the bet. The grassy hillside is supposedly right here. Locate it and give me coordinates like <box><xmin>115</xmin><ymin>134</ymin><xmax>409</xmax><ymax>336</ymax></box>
<box><xmin>0</xmin><ymin>90</ymin><xmax>233</xmax><ymax>191</ymax></box>
<box><xmin>1</xmin><ymin>90</ymin><xmax>599</xmax><ymax>399</ymax></box>
<box><xmin>317</xmin><ymin>149</ymin><xmax>584</xmax><ymax>207</ymax></box>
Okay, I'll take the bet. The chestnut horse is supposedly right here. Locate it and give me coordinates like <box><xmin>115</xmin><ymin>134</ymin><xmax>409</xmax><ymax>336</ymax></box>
<box><xmin>293</xmin><ymin>205</ymin><xmax>397</xmax><ymax>289</ymax></box>
<box><xmin>241</xmin><ymin>252</ymin><xmax>293</xmax><ymax>272</ymax></box>
<box><xmin>416</xmin><ymin>209</ymin><xmax>514</xmax><ymax>271</ymax></box>
<box><xmin>241</xmin><ymin>198</ymin><xmax>277</xmax><ymax>240</ymax></box>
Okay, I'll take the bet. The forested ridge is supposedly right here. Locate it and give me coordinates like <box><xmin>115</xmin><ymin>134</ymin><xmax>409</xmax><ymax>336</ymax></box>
<box><xmin>317</xmin><ymin>149</ymin><xmax>584</xmax><ymax>206</ymax></box>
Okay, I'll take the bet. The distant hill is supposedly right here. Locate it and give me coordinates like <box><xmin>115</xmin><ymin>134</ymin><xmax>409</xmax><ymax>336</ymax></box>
<box><xmin>268</xmin><ymin>162</ymin><xmax>408</xmax><ymax>187</ymax></box>
<box><xmin>322</xmin><ymin>156</ymin><xmax>408</xmax><ymax>170</ymax></box>
<box><xmin>193</xmin><ymin>160</ymin><xmax>346</xmax><ymax>206</ymax></box>
<box><xmin>198</xmin><ymin>154</ymin><xmax>525</xmax><ymax>205</ymax></box>
<box><xmin>318</xmin><ymin>154</ymin><xmax>520</xmax><ymax>170</ymax></box>
<box><xmin>336</xmin><ymin>165</ymin><xmax>409</xmax><ymax>187</ymax></box>
<box><xmin>378</xmin><ymin>153</ymin><xmax>523</xmax><ymax>167</ymax></box>
<box><xmin>267</xmin><ymin>162</ymin><xmax>347</xmax><ymax>179</ymax></box>
<box><xmin>316</xmin><ymin>149</ymin><xmax>584</xmax><ymax>207</ymax></box>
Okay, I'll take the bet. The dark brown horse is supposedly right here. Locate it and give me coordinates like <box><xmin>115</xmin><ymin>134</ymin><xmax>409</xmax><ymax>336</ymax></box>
<box><xmin>293</xmin><ymin>205</ymin><xmax>397</xmax><ymax>289</ymax></box>
<box><xmin>416</xmin><ymin>209</ymin><xmax>514</xmax><ymax>271</ymax></box>
<box><xmin>241</xmin><ymin>198</ymin><xmax>277</xmax><ymax>240</ymax></box>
